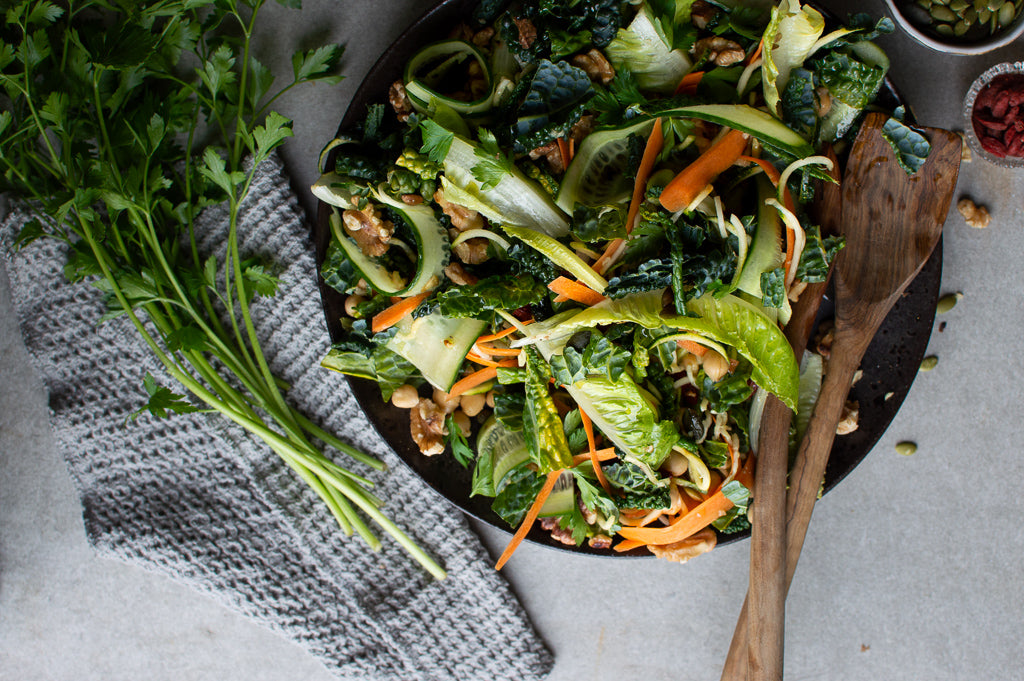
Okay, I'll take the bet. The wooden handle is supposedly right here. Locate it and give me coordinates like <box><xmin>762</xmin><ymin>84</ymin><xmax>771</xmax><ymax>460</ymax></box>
<box><xmin>721</xmin><ymin>331</ymin><xmax>867</xmax><ymax>680</ymax></box>
<box><xmin>746</xmin><ymin>394</ymin><xmax>791</xmax><ymax>681</ymax></box>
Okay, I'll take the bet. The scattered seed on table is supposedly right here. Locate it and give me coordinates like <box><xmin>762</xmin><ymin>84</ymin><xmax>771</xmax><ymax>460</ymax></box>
<box><xmin>919</xmin><ymin>355</ymin><xmax>939</xmax><ymax>372</ymax></box>
<box><xmin>937</xmin><ymin>291</ymin><xmax>963</xmax><ymax>314</ymax></box>
<box><xmin>895</xmin><ymin>441</ymin><xmax>918</xmax><ymax>457</ymax></box>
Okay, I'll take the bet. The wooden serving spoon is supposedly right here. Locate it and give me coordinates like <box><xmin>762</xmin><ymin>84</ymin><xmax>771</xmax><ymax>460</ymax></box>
<box><xmin>721</xmin><ymin>112</ymin><xmax>962</xmax><ymax>681</ymax></box>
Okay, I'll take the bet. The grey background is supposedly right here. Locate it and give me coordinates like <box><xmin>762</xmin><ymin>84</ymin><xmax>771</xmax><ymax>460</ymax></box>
<box><xmin>2</xmin><ymin>1</ymin><xmax>1022</xmax><ymax>679</ymax></box>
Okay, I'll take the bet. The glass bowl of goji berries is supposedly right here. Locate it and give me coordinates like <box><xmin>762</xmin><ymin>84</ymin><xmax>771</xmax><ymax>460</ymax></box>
<box><xmin>963</xmin><ymin>61</ymin><xmax>1024</xmax><ymax>168</ymax></box>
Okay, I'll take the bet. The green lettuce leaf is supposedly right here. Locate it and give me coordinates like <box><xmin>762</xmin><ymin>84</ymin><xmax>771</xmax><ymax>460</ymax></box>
<box><xmin>568</xmin><ymin>374</ymin><xmax>678</xmax><ymax>469</ymax></box>
<box><xmin>761</xmin><ymin>0</ymin><xmax>825</xmax><ymax>118</ymax></box>
<box><xmin>523</xmin><ymin>347</ymin><xmax>575</xmax><ymax>472</ymax></box>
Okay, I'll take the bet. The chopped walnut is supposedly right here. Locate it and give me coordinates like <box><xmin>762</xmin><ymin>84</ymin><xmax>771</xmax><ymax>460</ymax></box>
<box><xmin>647</xmin><ymin>528</ymin><xmax>717</xmax><ymax>563</ymax></box>
<box><xmin>957</xmin><ymin>197</ymin><xmax>991</xmax><ymax>229</ymax></box>
<box><xmin>588</xmin><ymin>534</ymin><xmax>613</xmax><ymax>550</ymax></box>
<box><xmin>570</xmin><ymin>114</ymin><xmax>596</xmax><ymax>146</ymax></box>
<box><xmin>571</xmin><ymin>49</ymin><xmax>615</xmax><ymax>85</ymax></box>
<box><xmin>467</xmin><ymin>59</ymin><xmax>489</xmax><ymax>101</ymax></box>
<box><xmin>434</xmin><ymin>188</ymin><xmax>484</xmax><ymax>231</ymax></box>
<box><xmin>451</xmin><ymin>232</ymin><xmax>491</xmax><ymax>265</ymax></box>
<box><xmin>814</xmin><ymin>321</ymin><xmax>835</xmax><ymax>363</ymax></box>
<box><xmin>693</xmin><ymin>36</ymin><xmax>746</xmax><ymax>67</ymax></box>
<box><xmin>513</xmin><ymin>17</ymin><xmax>537</xmax><ymax>50</ymax></box>
<box><xmin>788</xmin><ymin>279</ymin><xmax>808</xmax><ymax>303</ymax></box>
<box><xmin>341</xmin><ymin>204</ymin><xmax>394</xmax><ymax>257</ymax></box>
<box><xmin>539</xmin><ymin>517</ymin><xmax>576</xmax><ymax>546</ymax></box>
<box><xmin>815</xmin><ymin>86</ymin><xmax>833</xmax><ymax>118</ymax></box>
<box><xmin>410</xmin><ymin>397</ymin><xmax>447</xmax><ymax>456</ymax></box>
<box><xmin>472</xmin><ymin>26</ymin><xmax>495</xmax><ymax>48</ymax></box>
<box><xmin>690</xmin><ymin>0</ymin><xmax>720</xmax><ymax>29</ymax></box>
<box><xmin>389</xmin><ymin>80</ymin><xmax>413</xmax><ymax>122</ymax></box>
<box><xmin>578</xmin><ymin>497</ymin><xmax>598</xmax><ymax>525</ymax></box>
<box><xmin>836</xmin><ymin>400</ymin><xmax>860</xmax><ymax>435</ymax></box>
<box><xmin>529</xmin><ymin>141</ymin><xmax>565</xmax><ymax>174</ymax></box>
<box><xmin>444</xmin><ymin>261</ymin><xmax>478</xmax><ymax>286</ymax></box>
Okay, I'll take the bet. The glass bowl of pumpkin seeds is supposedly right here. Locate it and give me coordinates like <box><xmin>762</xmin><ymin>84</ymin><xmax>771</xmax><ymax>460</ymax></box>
<box><xmin>885</xmin><ymin>0</ymin><xmax>1024</xmax><ymax>54</ymax></box>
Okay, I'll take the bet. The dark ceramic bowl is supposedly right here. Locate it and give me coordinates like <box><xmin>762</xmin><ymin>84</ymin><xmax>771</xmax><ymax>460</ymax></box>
<box><xmin>313</xmin><ymin>0</ymin><xmax>942</xmax><ymax>555</ymax></box>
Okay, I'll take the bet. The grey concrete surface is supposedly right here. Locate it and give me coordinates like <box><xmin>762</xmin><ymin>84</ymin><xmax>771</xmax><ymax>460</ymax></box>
<box><xmin>3</xmin><ymin>1</ymin><xmax>1023</xmax><ymax>680</ymax></box>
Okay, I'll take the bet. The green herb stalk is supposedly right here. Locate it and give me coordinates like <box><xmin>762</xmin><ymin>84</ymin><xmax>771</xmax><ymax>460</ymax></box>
<box><xmin>0</xmin><ymin>0</ymin><xmax>446</xmax><ymax>579</ymax></box>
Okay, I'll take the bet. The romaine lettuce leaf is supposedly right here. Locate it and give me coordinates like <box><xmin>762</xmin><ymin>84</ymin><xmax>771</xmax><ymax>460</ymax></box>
<box><xmin>523</xmin><ymin>347</ymin><xmax>575</xmax><ymax>472</ymax></box>
<box><xmin>761</xmin><ymin>0</ymin><xmax>825</xmax><ymax>118</ymax></box>
<box><xmin>568</xmin><ymin>373</ymin><xmax>678</xmax><ymax>469</ymax></box>
<box><xmin>606</xmin><ymin>3</ymin><xmax>693</xmax><ymax>93</ymax></box>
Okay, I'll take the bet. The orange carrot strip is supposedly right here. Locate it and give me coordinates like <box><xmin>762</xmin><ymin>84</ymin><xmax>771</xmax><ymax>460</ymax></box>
<box><xmin>466</xmin><ymin>352</ymin><xmax>502</xmax><ymax>368</ymax></box>
<box><xmin>473</xmin><ymin>344</ymin><xmax>522</xmax><ymax>357</ymax></box>
<box><xmin>591</xmin><ymin>237</ymin><xmax>625</xmax><ymax>276</ymax></box>
<box><xmin>748</xmin><ymin>36</ymin><xmax>764</xmax><ymax>65</ymax></box>
<box><xmin>557</xmin><ymin>137</ymin><xmax>570</xmax><ymax>170</ymax></box>
<box><xmin>740</xmin><ymin>153</ymin><xmax>797</xmax><ymax>273</ymax></box>
<box><xmin>449</xmin><ymin>366</ymin><xmax>499</xmax><ymax>398</ymax></box>
<box><xmin>615</xmin><ymin>538</ymin><xmax>645</xmax><ymax>552</ymax></box>
<box><xmin>476</xmin><ymin>326</ymin><xmax>518</xmax><ymax>343</ymax></box>
<box><xmin>371</xmin><ymin>291</ymin><xmax>431</xmax><ymax>334</ymax></box>
<box><xmin>570</xmin><ymin>447</ymin><xmax>617</xmax><ymax>466</ymax></box>
<box><xmin>678</xmin><ymin>339</ymin><xmax>709</xmax><ymax>357</ymax></box>
<box><xmin>674</xmin><ymin>70</ymin><xmax>705</xmax><ymax>95</ymax></box>
<box><xmin>659</xmin><ymin>128</ymin><xmax>750</xmax><ymax>212</ymax></box>
<box><xmin>547</xmin><ymin>276</ymin><xmax>607</xmax><ymax>306</ymax></box>
<box><xmin>568</xmin><ymin>137</ymin><xmax>576</xmax><ymax>163</ymax></box>
<box><xmin>626</xmin><ymin>118</ymin><xmax>665</xmax><ymax>235</ymax></box>
<box><xmin>578</xmin><ymin>409</ymin><xmax>611</xmax><ymax>494</ymax></box>
<box><xmin>495</xmin><ymin>469</ymin><xmax>564</xmax><ymax>570</ymax></box>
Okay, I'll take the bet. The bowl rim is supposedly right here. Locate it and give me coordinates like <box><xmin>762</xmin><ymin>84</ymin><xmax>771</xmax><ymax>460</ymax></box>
<box><xmin>884</xmin><ymin>0</ymin><xmax>1024</xmax><ymax>55</ymax></box>
<box><xmin>962</xmin><ymin>60</ymin><xmax>1024</xmax><ymax>167</ymax></box>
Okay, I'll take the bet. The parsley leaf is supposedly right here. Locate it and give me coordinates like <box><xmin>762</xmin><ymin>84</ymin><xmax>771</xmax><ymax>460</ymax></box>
<box><xmin>420</xmin><ymin>118</ymin><xmax>455</xmax><ymax>165</ymax></box>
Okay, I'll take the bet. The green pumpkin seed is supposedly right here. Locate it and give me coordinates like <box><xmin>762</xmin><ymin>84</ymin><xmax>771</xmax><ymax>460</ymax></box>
<box><xmin>895</xmin><ymin>441</ymin><xmax>918</xmax><ymax>457</ymax></box>
<box><xmin>935</xmin><ymin>21</ymin><xmax>956</xmax><ymax>33</ymax></box>
<box><xmin>979</xmin><ymin>6</ymin><xmax>992</xmax><ymax>20</ymax></box>
<box><xmin>932</xmin><ymin>4</ymin><xmax>958</xmax><ymax>19</ymax></box>
<box><xmin>936</xmin><ymin>292</ymin><xmax>963</xmax><ymax>314</ymax></box>
<box><xmin>988</xmin><ymin>0</ymin><xmax>1003</xmax><ymax>11</ymax></box>
<box><xmin>998</xmin><ymin>1</ymin><xmax>1016</xmax><ymax>24</ymax></box>
<box><xmin>919</xmin><ymin>355</ymin><xmax>939</xmax><ymax>372</ymax></box>
<box><xmin>951</xmin><ymin>0</ymin><xmax>969</xmax><ymax>9</ymax></box>
<box><xmin>975</xmin><ymin>0</ymin><xmax>989</xmax><ymax>9</ymax></box>
<box><xmin>964</xmin><ymin>7</ymin><xmax>978</xmax><ymax>23</ymax></box>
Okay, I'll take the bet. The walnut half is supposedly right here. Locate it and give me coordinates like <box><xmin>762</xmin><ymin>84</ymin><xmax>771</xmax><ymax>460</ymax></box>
<box><xmin>410</xmin><ymin>397</ymin><xmax>447</xmax><ymax>456</ymax></box>
<box><xmin>647</xmin><ymin>528</ymin><xmax>717</xmax><ymax>563</ymax></box>
<box><xmin>341</xmin><ymin>204</ymin><xmax>394</xmax><ymax>257</ymax></box>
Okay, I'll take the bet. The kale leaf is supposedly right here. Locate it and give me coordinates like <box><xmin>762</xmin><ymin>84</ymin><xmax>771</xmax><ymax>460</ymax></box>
<box><xmin>603</xmin><ymin>461</ymin><xmax>671</xmax><ymax>510</ymax></box>
<box><xmin>436</xmin><ymin>274</ymin><xmax>548</xmax><ymax>319</ymax></box>
<box><xmin>796</xmin><ymin>225</ymin><xmax>845</xmax><ymax>283</ymax></box>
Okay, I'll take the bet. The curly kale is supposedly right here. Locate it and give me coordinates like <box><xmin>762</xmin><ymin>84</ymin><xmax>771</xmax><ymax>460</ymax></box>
<box><xmin>436</xmin><ymin>273</ymin><xmax>548</xmax><ymax>319</ymax></box>
<box><xmin>602</xmin><ymin>461</ymin><xmax>671</xmax><ymax>510</ymax></box>
<box><xmin>604</xmin><ymin>259</ymin><xmax>673</xmax><ymax>299</ymax></box>
<box><xmin>796</xmin><ymin>225</ymin><xmax>844</xmax><ymax>283</ymax></box>
<box><xmin>572</xmin><ymin>203</ymin><xmax>628</xmax><ymax>243</ymax></box>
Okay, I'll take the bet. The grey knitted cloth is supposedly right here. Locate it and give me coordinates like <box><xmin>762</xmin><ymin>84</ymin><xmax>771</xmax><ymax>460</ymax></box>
<box><xmin>0</xmin><ymin>155</ymin><xmax>553</xmax><ymax>681</ymax></box>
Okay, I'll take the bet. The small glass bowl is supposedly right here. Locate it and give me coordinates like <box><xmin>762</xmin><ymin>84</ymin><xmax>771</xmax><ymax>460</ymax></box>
<box><xmin>885</xmin><ymin>0</ymin><xmax>1024</xmax><ymax>55</ymax></box>
<box><xmin>962</xmin><ymin>61</ymin><xmax>1024</xmax><ymax>169</ymax></box>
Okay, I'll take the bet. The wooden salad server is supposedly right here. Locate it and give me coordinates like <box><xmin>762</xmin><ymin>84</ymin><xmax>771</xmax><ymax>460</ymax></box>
<box><xmin>721</xmin><ymin>112</ymin><xmax>963</xmax><ymax>681</ymax></box>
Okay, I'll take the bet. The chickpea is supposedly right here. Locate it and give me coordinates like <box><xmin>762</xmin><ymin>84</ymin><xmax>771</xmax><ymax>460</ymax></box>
<box><xmin>344</xmin><ymin>294</ymin><xmax>366</xmax><ymax>318</ymax></box>
<box><xmin>460</xmin><ymin>391</ymin><xmax>487</xmax><ymax>417</ymax></box>
<box><xmin>433</xmin><ymin>387</ymin><xmax>461</xmax><ymax>414</ymax></box>
<box><xmin>702</xmin><ymin>350</ymin><xmax>731</xmax><ymax>383</ymax></box>
<box><xmin>451</xmin><ymin>410</ymin><xmax>471</xmax><ymax>436</ymax></box>
<box><xmin>663</xmin><ymin>451</ymin><xmax>689</xmax><ymax>477</ymax></box>
<box><xmin>390</xmin><ymin>384</ymin><xmax>420</xmax><ymax>409</ymax></box>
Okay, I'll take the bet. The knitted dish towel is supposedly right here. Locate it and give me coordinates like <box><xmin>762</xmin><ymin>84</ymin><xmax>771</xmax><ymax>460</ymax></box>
<box><xmin>0</xmin><ymin>155</ymin><xmax>553</xmax><ymax>681</ymax></box>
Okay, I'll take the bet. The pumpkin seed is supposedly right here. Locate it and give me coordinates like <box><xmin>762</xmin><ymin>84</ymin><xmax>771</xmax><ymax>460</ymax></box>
<box><xmin>998</xmin><ymin>0</ymin><xmax>1015</xmax><ymax>24</ymax></box>
<box><xmin>935</xmin><ymin>21</ymin><xmax>956</xmax><ymax>33</ymax></box>
<box><xmin>919</xmin><ymin>355</ymin><xmax>939</xmax><ymax>372</ymax></box>
<box><xmin>936</xmin><ymin>292</ymin><xmax>963</xmax><ymax>314</ymax></box>
<box><xmin>895</xmin><ymin>441</ymin><xmax>918</xmax><ymax>457</ymax></box>
<box><xmin>931</xmin><ymin>4</ymin><xmax>958</xmax><ymax>19</ymax></box>
<box><xmin>975</xmin><ymin>0</ymin><xmax>989</xmax><ymax>9</ymax></box>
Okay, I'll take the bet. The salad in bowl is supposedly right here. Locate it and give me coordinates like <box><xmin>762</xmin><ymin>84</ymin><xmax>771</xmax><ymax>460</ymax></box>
<box><xmin>312</xmin><ymin>0</ymin><xmax>898</xmax><ymax>566</ymax></box>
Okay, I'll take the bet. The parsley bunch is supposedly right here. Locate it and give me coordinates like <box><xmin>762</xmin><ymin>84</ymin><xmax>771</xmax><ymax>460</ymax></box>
<box><xmin>0</xmin><ymin>0</ymin><xmax>445</xmax><ymax>578</ymax></box>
